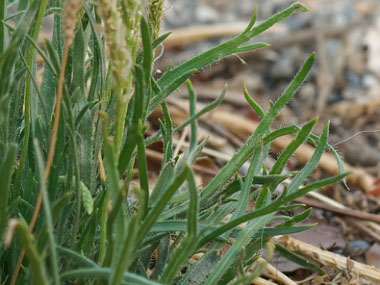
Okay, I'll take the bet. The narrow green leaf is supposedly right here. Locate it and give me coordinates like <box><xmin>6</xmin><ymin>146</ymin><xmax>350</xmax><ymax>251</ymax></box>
<box><xmin>187</xmin><ymin>80</ymin><xmax>198</xmax><ymax>151</ymax></box>
<box><xmin>263</xmin><ymin>125</ymin><xmax>299</xmax><ymax>145</ymax></box>
<box><xmin>150</xmin><ymin>221</ymin><xmax>314</xmax><ymax>238</ymax></box>
<box><xmin>100</xmin><ymin>113</ymin><xmax>120</xmax><ymax>202</ymax></box>
<box><xmin>270</xmin><ymin>117</ymin><xmax>318</xmax><ymax>176</ymax></box>
<box><xmin>244</xmin><ymin>3</ymin><xmax>309</xmax><ymax>39</ymax></box>
<box><xmin>147</xmin><ymin>69</ymin><xmax>195</xmax><ymax>116</ymax></box>
<box><xmin>118</xmin><ymin>66</ymin><xmax>145</xmax><ymax>174</ymax></box>
<box><xmin>33</xmin><ymin>139</ymin><xmax>61</xmax><ymax>285</ymax></box>
<box><xmin>0</xmin><ymin>0</ymin><xmax>6</xmax><ymax>55</ymax></box>
<box><xmin>75</xmin><ymin>100</ymin><xmax>99</xmax><ymax>128</ymax></box>
<box><xmin>201</xmin><ymin>52</ymin><xmax>315</xmax><ymax>200</ymax></box>
<box><xmin>278</xmin><ymin>203</ymin><xmax>305</xmax><ymax>211</ymax></box>
<box><xmin>285</xmin><ymin>172</ymin><xmax>350</xmax><ymax>202</ymax></box>
<box><xmin>141</xmin><ymin>16</ymin><xmax>153</xmax><ymax>119</ymax></box>
<box><xmin>161</xmin><ymin>102</ymin><xmax>173</xmax><ymax>163</ymax></box>
<box><xmin>255</xmin><ymin>188</ymin><xmax>272</xmax><ymax>210</ymax></box>
<box><xmin>159</xmin><ymin>169</ymin><xmax>199</xmax><ymax>283</ymax></box>
<box><xmin>137</xmin><ymin>119</ymin><xmax>149</xmax><ymax>217</ymax></box>
<box><xmin>235</xmin><ymin>42</ymin><xmax>269</xmax><ymax>53</ymax></box>
<box><xmin>150</xmin><ymin>161</ymin><xmax>175</xmax><ymax>205</ymax></box>
<box><xmin>286</xmin><ymin>121</ymin><xmax>329</xmax><ymax>194</ymax></box>
<box><xmin>72</xmin><ymin>22</ymin><xmax>86</xmax><ymax>94</ymax></box>
<box><xmin>0</xmin><ymin>144</ymin><xmax>17</xmax><ymax>237</ymax></box>
<box><xmin>243</xmin><ymin>6</ymin><xmax>257</xmax><ymax>33</ymax></box>
<box><xmin>19</xmin><ymin>52</ymin><xmax>49</xmax><ymax>123</ymax></box>
<box><xmin>57</xmin><ymin>246</ymin><xmax>99</xmax><ymax>268</ymax></box>
<box><xmin>186</xmin><ymin>169</ymin><xmax>199</xmax><ymax>236</ymax></box>
<box><xmin>61</xmin><ymin>268</ymin><xmax>162</xmax><ymax>284</ymax></box>
<box><xmin>136</xmin><ymin>165</ymin><xmax>189</xmax><ymax>247</ymax></box>
<box><xmin>0</xmin><ymin>0</ymin><xmax>39</xmax><ymax>94</ymax></box>
<box><xmin>44</xmin><ymin>39</ymin><xmax>61</xmax><ymax>74</ymax></box>
<box><xmin>145</xmin><ymin>87</ymin><xmax>226</xmax><ymax>146</ymax></box>
<box><xmin>279</xmin><ymin>208</ymin><xmax>312</xmax><ymax>227</ymax></box>
<box><xmin>235</xmin><ymin>143</ymin><xmax>264</xmax><ymax>217</ymax></box>
<box><xmin>275</xmin><ymin>244</ymin><xmax>324</xmax><ymax>275</ymax></box>
<box><xmin>110</xmin><ymin>214</ymin><xmax>139</xmax><ymax>284</ymax></box>
<box><xmin>244</xmin><ymin>88</ymin><xmax>265</xmax><ymax>119</ymax></box>
<box><xmin>157</xmin><ymin>3</ymin><xmax>309</xmax><ymax>90</ymax></box>
<box><xmin>12</xmin><ymin>219</ymin><xmax>49</xmax><ymax>284</ymax></box>
<box><xmin>152</xmin><ymin>31</ymin><xmax>171</xmax><ymax>49</ymax></box>
<box><xmin>198</xmin><ymin>188</ymin><xmax>289</xmax><ymax>247</ymax></box>
<box><xmin>204</xmin><ymin>215</ymin><xmax>272</xmax><ymax>284</ymax></box>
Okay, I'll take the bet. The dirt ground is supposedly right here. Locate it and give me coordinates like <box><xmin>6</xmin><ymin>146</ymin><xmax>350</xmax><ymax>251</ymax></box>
<box><xmin>151</xmin><ymin>0</ymin><xmax>380</xmax><ymax>283</ymax></box>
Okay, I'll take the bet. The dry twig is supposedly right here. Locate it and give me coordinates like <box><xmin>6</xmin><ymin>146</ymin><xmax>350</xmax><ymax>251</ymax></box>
<box><xmin>296</xmin><ymin>196</ymin><xmax>380</xmax><ymax>223</ymax></box>
<box><xmin>252</xmin><ymin>277</ymin><xmax>277</xmax><ymax>285</ymax></box>
<box><xmin>164</xmin><ymin>23</ymin><xmax>347</xmax><ymax>51</ymax></box>
<box><xmin>274</xmin><ymin>235</ymin><xmax>380</xmax><ymax>283</ymax></box>
<box><xmin>261</xmin><ymin>257</ymin><xmax>297</xmax><ymax>285</ymax></box>
<box><xmin>306</xmin><ymin>191</ymin><xmax>380</xmax><ymax>243</ymax></box>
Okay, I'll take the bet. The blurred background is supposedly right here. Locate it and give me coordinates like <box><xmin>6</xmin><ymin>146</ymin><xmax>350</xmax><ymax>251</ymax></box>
<box><xmin>158</xmin><ymin>0</ymin><xmax>380</xmax><ymax>168</ymax></box>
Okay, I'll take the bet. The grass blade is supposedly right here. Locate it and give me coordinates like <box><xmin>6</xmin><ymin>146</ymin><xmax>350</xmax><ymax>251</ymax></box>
<box><xmin>145</xmin><ymin>86</ymin><xmax>226</xmax><ymax>146</ymax></box>
<box><xmin>57</xmin><ymin>246</ymin><xmax>99</xmax><ymax>268</ymax></box>
<box><xmin>244</xmin><ymin>88</ymin><xmax>265</xmax><ymax>119</ymax></box>
<box><xmin>0</xmin><ymin>144</ymin><xmax>17</xmax><ymax>238</ymax></box>
<box><xmin>269</xmin><ymin>118</ymin><xmax>317</xmax><ymax>176</ymax></box>
<box><xmin>61</xmin><ymin>268</ymin><xmax>162</xmax><ymax>284</ymax></box>
<box><xmin>187</xmin><ymin>80</ymin><xmax>198</xmax><ymax>151</ymax></box>
<box><xmin>136</xmin><ymin>165</ymin><xmax>189</xmax><ymax>247</ymax></box>
<box><xmin>201</xmin><ymin>52</ymin><xmax>315</xmax><ymax>200</ymax></box>
<box><xmin>33</xmin><ymin>139</ymin><xmax>60</xmax><ymax>285</ymax></box>
<box><xmin>8</xmin><ymin>219</ymin><xmax>49</xmax><ymax>284</ymax></box>
<box><xmin>275</xmin><ymin>244</ymin><xmax>324</xmax><ymax>275</ymax></box>
<box><xmin>287</xmin><ymin>122</ymin><xmax>329</xmax><ymax>194</ymax></box>
<box><xmin>159</xmin><ymin>169</ymin><xmax>199</xmax><ymax>283</ymax></box>
<box><xmin>157</xmin><ymin>3</ymin><xmax>309</xmax><ymax>90</ymax></box>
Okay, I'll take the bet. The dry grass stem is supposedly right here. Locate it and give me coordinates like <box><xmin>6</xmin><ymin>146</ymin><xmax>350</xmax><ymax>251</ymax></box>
<box><xmin>274</xmin><ymin>235</ymin><xmax>380</xmax><ymax>283</ymax></box>
<box><xmin>261</xmin><ymin>257</ymin><xmax>298</xmax><ymax>285</ymax></box>
<box><xmin>252</xmin><ymin>277</ymin><xmax>278</xmax><ymax>285</ymax></box>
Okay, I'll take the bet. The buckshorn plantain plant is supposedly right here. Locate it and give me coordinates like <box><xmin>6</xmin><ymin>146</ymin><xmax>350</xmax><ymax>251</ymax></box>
<box><xmin>0</xmin><ymin>0</ymin><xmax>348</xmax><ymax>284</ymax></box>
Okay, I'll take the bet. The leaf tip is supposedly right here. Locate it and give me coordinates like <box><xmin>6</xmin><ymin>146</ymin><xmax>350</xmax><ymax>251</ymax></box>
<box><xmin>253</xmin><ymin>6</ymin><xmax>257</xmax><ymax>20</ymax></box>
<box><xmin>323</xmin><ymin>120</ymin><xmax>330</xmax><ymax>133</ymax></box>
<box><xmin>305</xmin><ymin>51</ymin><xmax>316</xmax><ymax>66</ymax></box>
<box><xmin>4</xmin><ymin>219</ymin><xmax>19</xmax><ymax>248</ymax></box>
<box><xmin>293</xmin><ymin>2</ymin><xmax>311</xmax><ymax>12</ymax></box>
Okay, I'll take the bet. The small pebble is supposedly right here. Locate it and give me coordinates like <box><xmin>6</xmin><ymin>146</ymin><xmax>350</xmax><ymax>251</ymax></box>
<box><xmin>196</xmin><ymin>6</ymin><xmax>219</xmax><ymax>24</ymax></box>
<box><xmin>344</xmin><ymin>240</ymin><xmax>371</xmax><ymax>257</ymax></box>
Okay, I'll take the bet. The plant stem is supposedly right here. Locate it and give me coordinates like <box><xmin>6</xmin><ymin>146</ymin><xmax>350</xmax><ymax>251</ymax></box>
<box><xmin>0</xmin><ymin>0</ymin><xmax>6</xmax><ymax>55</ymax></box>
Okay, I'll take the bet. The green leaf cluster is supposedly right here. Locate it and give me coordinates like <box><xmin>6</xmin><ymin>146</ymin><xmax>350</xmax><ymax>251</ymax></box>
<box><xmin>0</xmin><ymin>1</ymin><xmax>347</xmax><ymax>284</ymax></box>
